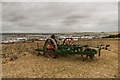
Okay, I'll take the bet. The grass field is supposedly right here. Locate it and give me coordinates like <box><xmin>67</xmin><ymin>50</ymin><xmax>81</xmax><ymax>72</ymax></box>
<box><xmin>1</xmin><ymin>38</ymin><xmax>119</xmax><ymax>78</ymax></box>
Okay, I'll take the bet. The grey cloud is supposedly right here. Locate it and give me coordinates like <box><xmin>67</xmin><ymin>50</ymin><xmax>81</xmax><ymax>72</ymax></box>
<box><xmin>2</xmin><ymin>2</ymin><xmax>118</xmax><ymax>33</ymax></box>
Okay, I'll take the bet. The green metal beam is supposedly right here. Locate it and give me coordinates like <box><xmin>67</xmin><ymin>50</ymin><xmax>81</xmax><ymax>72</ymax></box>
<box><xmin>35</xmin><ymin>49</ymin><xmax>97</xmax><ymax>55</ymax></box>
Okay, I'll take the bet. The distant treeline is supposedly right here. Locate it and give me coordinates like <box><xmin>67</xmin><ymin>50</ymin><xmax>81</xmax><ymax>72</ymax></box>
<box><xmin>102</xmin><ymin>33</ymin><xmax>120</xmax><ymax>38</ymax></box>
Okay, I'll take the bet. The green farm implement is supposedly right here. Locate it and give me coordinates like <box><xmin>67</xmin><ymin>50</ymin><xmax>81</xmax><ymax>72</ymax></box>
<box><xmin>35</xmin><ymin>38</ymin><xmax>110</xmax><ymax>60</ymax></box>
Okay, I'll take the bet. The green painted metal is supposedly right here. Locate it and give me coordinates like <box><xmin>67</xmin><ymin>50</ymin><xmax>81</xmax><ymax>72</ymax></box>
<box><xmin>35</xmin><ymin>48</ymin><xmax>97</xmax><ymax>55</ymax></box>
<box><xmin>35</xmin><ymin>43</ymin><xmax>107</xmax><ymax>55</ymax></box>
<box><xmin>35</xmin><ymin>38</ymin><xmax>110</xmax><ymax>56</ymax></box>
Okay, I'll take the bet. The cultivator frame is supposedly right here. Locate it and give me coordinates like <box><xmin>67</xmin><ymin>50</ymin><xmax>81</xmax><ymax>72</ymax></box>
<box><xmin>35</xmin><ymin>38</ymin><xmax>110</xmax><ymax>60</ymax></box>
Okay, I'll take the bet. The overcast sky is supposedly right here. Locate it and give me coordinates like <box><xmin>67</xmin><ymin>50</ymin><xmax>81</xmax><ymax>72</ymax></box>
<box><xmin>2</xmin><ymin>2</ymin><xmax>118</xmax><ymax>33</ymax></box>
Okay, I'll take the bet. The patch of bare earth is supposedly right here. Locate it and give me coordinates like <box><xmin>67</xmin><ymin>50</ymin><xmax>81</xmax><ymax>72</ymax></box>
<box><xmin>2</xmin><ymin>38</ymin><xmax>118</xmax><ymax>78</ymax></box>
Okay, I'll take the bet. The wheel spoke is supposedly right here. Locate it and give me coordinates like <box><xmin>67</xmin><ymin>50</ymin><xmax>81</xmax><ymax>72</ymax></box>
<box><xmin>63</xmin><ymin>38</ymin><xmax>74</xmax><ymax>46</ymax></box>
<box><xmin>71</xmin><ymin>41</ymin><xmax>74</xmax><ymax>44</ymax></box>
<box><xmin>51</xmin><ymin>43</ymin><xmax>55</xmax><ymax>47</ymax></box>
<box><xmin>66</xmin><ymin>41</ymin><xmax>68</xmax><ymax>44</ymax></box>
<box><xmin>69</xmin><ymin>40</ymin><xmax>71</xmax><ymax>44</ymax></box>
<box><xmin>48</xmin><ymin>40</ymin><xmax>51</xmax><ymax>45</ymax></box>
<box><xmin>44</xmin><ymin>38</ymin><xmax>57</xmax><ymax>58</ymax></box>
<box><xmin>52</xmin><ymin>48</ymin><xmax>56</xmax><ymax>50</ymax></box>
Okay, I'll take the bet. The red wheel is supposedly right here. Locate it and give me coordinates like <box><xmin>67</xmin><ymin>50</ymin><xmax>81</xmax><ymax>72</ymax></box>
<box><xmin>43</xmin><ymin>38</ymin><xmax>57</xmax><ymax>58</ymax></box>
<box><xmin>63</xmin><ymin>38</ymin><xmax>74</xmax><ymax>46</ymax></box>
<box><xmin>84</xmin><ymin>48</ymin><xmax>95</xmax><ymax>59</ymax></box>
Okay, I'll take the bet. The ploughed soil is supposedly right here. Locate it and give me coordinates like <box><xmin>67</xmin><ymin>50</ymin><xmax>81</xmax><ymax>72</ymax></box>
<box><xmin>1</xmin><ymin>38</ymin><xmax>119</xmax><ymax>78</ymax></box>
